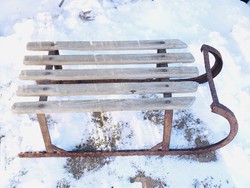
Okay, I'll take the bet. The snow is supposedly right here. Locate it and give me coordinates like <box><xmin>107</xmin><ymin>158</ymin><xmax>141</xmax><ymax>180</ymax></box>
<box><xmin>1</xmin><ymin>0</ymin><xmax>250</xmax><ymax>187</ymax></box>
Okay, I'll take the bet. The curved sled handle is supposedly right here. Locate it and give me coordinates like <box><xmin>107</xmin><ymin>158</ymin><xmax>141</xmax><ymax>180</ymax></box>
<box><xmin>201</xmin><ymin>44</ymin><xmax>220</xmax><ymax>103</ymax></box>
<box><xmin>201</xmin><ymin>44</ymin><xmax>238</xmax><ymax>150</ymax></box>
<box><xmin>173</xmin><ymin>44</ymin><xmax>238</xmax><ymax>155</ymax></box>
<box><xmin>180</xmin><ymin>44</ymin><xmax>223</xmax><ymax>84</ymax></box>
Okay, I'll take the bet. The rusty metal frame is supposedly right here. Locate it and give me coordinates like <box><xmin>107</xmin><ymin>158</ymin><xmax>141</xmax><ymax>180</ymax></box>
<box><xmin>19</xmin><ymin>44</ymin><xmax>238</xmax><ymax>158</ymax></box>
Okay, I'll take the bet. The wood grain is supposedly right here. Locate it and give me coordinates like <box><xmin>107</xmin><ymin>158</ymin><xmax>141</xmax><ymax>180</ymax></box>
<box><xmin>23</xmin><ymin>53</ymin><xmax>194</xmax><ymax>65</ymax></box>
<box><xmin>26</xmin><ymin>39</ymin><xmax>187</xmax><ymax>51</ymax></box>
<box><xmin>12</xmin><ymin>97</ymin><xmax>195</xmax><ymax>114</ymax></box>
<box><xmin>19</xmin><ymin>67</ymin><xmax>199</xmax><ymax>81</ymax></box>
<box><xmin>17</xmin><ymin>81</ymin><xmax>198</xmax><ymax>96</ymax></box>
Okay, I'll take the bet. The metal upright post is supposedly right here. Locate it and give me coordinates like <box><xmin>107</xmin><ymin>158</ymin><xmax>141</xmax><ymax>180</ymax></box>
<box><xmin>36</xmin><ymin>50</ymin><xmax>60</xmax><ymax>153</ymax></box>
<box><xmin>37</xmin><ymin>114</ymin><xmax>54</xmax><ymax>153</ymax></box>
<box><xmin>157</xmin><ymin>49</ymin><xmax>173</xmax><ymax>151</ymax></box>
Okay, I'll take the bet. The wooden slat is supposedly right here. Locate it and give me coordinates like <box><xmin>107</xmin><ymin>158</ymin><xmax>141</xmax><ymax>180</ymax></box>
<box><xmin>23</xmin><ymin>53</ymin><xmax>194</xmax><ymax>65</ymax></box>
<box><xmin>19</xmin><ymin>67</ymin><xmax>199</xmax><ymax>81</ymax></box>
<box><xmin>12</xmin><ymin>97</ymin><xmax>195</xmax><ymax>114</ymax></box>
<box><xmin>17</xmin><ymin>81</ymin><xmax>198</xmax><ymax>96</ymax></box>
<box><xmin>26</xmin><ymin>39</ymin><xmax>187</xmax><ymax>51</ymax></box>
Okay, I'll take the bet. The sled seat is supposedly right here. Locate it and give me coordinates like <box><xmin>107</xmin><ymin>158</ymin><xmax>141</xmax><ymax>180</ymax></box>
<box><xmin>12</xmin><ymin>39</ymin><xmax>238</xmax><ymax>158</ymax></box>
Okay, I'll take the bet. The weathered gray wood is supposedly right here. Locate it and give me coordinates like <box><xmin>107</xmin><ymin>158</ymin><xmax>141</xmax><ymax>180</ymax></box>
<box><xmin>17</xmin><ymin>81</ymin><xmax>198</xmax><ymax>96</ymax></box>
<box><xmin>26</xmin><ymin>39</ymin><xmax>187</xmax><ymax>51</ymax></box>
<box><xmin>23</xmin><ymin>53</ymin><xmax>195</xmax><ymax>65</ymax></box>
<box><xmin>19</xmin><ymin>67</ymin><xmax>199</xmax><ymax>81</ymax></box>
<box><xmin>12</xmin><ymin>97</ymin><xmax>195</xmax><ymax>114</ymax></box>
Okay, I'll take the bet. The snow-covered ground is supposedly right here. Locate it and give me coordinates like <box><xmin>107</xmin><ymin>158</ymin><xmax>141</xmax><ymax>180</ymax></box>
<box><xmin>1</xmin><ymin>0</ymin><xmax>250</xmax><ymax>187</ymax></box>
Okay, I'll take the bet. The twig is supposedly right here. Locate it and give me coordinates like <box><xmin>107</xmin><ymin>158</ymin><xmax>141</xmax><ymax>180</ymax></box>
<box><xmin>59</xmin><ymin>0</ymin><xmax>65</xmax><ymax>8</ymax></box>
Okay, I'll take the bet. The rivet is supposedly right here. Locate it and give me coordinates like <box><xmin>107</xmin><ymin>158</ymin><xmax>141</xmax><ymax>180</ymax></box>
<box><xmin>38</xmin><ymin>104</ymin><xmax>45</xmax><ymax>108</ymax></box>
<box><xmin>44</xmin><ymin>72</ymin><xmax>51</xmax><ymax>75</ymax></box>
<box><xmin>166</xmin><ymin>100</ymin><xmax>171</xmax><ymax>104</ymax></box>
<box><xmin>130</xmin><ymin>90</ymin><xmax>136</xmax><ymax>94</ymax></box>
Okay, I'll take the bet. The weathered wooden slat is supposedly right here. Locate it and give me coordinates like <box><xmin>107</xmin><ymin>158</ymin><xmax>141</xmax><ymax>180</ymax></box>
<box><xmin>26</xmin><ymin>39</ymin><xmax>187</xmax><ymax>51</ymax></box>
<box><xmin>19</xmin><ymin>67</ymin><xmax>199</xmax><ymax>81</ymax></box>
<box><xmin>17</xmin><ymin>81</ymin><xmax>198</xmax><ymax>96</ymax></box>
<box><xmin>12</xmin><ymin>97</ymin><xmax>195</xmax><ymax>114</ymax></box>
<box><xmin>23</xmin><ymin>53</ymin><xmax>194</xmax><ymax>65</ymax></box>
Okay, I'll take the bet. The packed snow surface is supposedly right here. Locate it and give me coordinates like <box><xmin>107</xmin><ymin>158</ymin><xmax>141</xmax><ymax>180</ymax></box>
<box><xmin>0</xmin><ymin>0</ymin><xmax>250</xmax><ymax>187</ymax></box>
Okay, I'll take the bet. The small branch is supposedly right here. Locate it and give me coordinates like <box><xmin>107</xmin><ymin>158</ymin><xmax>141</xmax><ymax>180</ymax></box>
<box><xmin>59</xmin><ymin>0</ymin><xmax>65</xmax><ymax>8</ymax></box>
